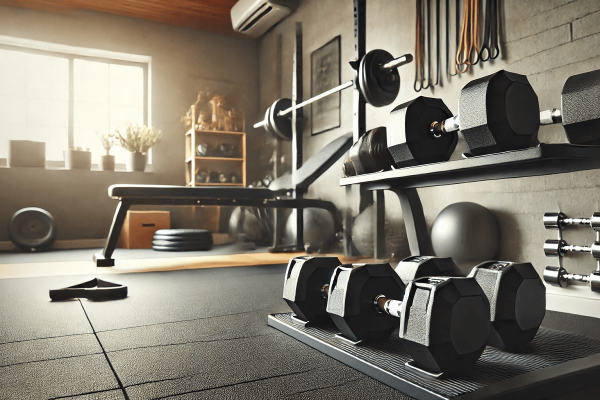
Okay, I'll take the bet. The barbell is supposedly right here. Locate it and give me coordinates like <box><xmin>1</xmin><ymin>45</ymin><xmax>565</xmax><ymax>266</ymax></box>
<box><xmin>254</xmin><ymin>50</ymin><xmax>413</xmax><ymax>140</ymax></box>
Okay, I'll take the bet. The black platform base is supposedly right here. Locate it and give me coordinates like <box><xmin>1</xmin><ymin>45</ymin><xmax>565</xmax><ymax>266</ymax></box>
<box><xmin>93</xmin><ymin>253</ymin><xmax>114</xmax><ymax>267</ymax></box>
<box><xmin>268</xmin><ymin>313</ymin><xmax>600</xmax><ymax>400</ymax></box>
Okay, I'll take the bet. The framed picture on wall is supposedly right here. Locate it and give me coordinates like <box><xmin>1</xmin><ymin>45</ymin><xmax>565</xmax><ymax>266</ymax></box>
<box><xmin>311</xmin><ymin>36</ymin><xmax>341</xmax><ymax>135</ymax></box>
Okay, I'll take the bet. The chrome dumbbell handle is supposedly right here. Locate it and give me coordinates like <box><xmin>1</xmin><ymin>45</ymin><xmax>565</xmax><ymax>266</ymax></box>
<box><xmin>544</xmin><ymin>266</ymin><xmax>600</xmax><ymax>292</ymax></box>
<box><xmin>539</xmin><ymin>108</ymin><xmax>563</xmax><ymax>125</ymax></box>
<box><xmin>544</xmin><ymin>212</ymin><xmax>600</xmax><ymax>231</ymax></box>
<box><xmin>543</xmin><ymin>239</ymin><xmax>596</xmax><ymax>257</ymax></box>
<box><xmin>374</xmin><ymin>294</ymin><xmax>403</xmax><ymax>318</ymax></box>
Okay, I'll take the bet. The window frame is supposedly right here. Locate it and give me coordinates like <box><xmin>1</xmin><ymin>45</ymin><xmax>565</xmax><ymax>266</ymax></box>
<box><xmin>0</xmin><ymin>38</ymin><xmax>149</xmax><ymax>156</ymax></box>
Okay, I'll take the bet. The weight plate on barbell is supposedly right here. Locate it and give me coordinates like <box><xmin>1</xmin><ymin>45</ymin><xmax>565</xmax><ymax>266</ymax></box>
<box><xmin>267</xmin><ymin>98</ymin><xmax>298</xmax><ymax>141</ymax></box>
<box><xmin>359</xmin><ymin>49</ymin><xmax>400</xmax><ymax>107</ymax></box>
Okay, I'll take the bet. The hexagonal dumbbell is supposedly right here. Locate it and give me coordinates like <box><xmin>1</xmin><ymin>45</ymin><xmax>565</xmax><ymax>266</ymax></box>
<box><xmin>342</xmin><ymin>126</ymin><xmax>396</xmax><ymax>177</ymax></box>
<box><xmin>468</xmin><ymin>261</ymin><xmax>546</xmax><ymax>351</ymax></box>
<box><xmin>540</xmin><ymin>69</ymin><xmax>600</xmax><ymax>145</ymax></box>
<box><xmin>396</xmin><ymin>256</ymin><xmax>546</xmax><ymax>352</ymax></box>
<box><xmin>387</xmin><ymin>96</ymin><xmax>458</xmax><ymax>168</ymax></box>
<box><xmin>282</xmin><ymin>256</ymin><xmax>341</xmax><ymax>322</ymax></box>
<box><xmin>326</xmin><ymin>262</ymin><xmax>490</xmax><ymax>376</ymax></box>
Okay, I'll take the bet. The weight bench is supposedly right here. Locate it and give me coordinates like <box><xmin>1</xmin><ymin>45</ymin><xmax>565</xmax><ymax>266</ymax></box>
<box><xmin>94</xmin><ymin>132</ymin><xmax>353</xmax><ymax>266</ymax></box>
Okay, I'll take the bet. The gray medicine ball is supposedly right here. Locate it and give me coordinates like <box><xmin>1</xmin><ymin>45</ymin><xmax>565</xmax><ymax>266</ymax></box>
<box><xmin>431</xmin><ymin>202</ymin><xmax>500</xmax><ymax>267</ymax></box>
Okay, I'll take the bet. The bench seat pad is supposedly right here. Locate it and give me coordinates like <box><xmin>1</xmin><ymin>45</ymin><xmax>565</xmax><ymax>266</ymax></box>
<box><xmin>108</xmin><ymin>185</ymin><xmax>274</xmax><ymax>200</ymax></box>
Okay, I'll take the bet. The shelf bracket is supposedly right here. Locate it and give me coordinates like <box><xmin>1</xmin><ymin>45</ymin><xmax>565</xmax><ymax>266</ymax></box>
<box><xmin>392</xmin><ymin>188</ymin><xmax>432</xmax><ymax>256</ymax></box>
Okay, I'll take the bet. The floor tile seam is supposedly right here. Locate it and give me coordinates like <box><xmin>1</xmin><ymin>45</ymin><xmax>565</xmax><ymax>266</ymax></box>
<box><xmin>47</xmin><ymin>387</ymin><xmax>123</xmax><ymax>400</ymax></box>
<box><xmin>78</xmin><ymin>299</ymin><xmax>130</xmax><ymax>400</ymax></box>
<box><xmin>92</xmin><ymin>306</ymin><xmax>281</xmax><ymax>333</ymax></box>
<box><xmin>0</xmin><ymin>350</ymin><xmax>105</xmax><ymax>369</ymax></box>
<box><xmin>103</xmin><ymin>333</ymin><xmax>266</xmax><ymax>354</ymax></box>
<box><xmin>284</xmin><ymin>377</ymin><xmax>361</xmax><ymax>397</ymax></box>
<box><xmin>139</xmin><ymin>368</ymin><xmax>317</xmax><ymax>399</ymax></box>
<box><xmin>0</xmin><ymin>332</ymin><xmax>94</xmax><ymax>346</ymax></box>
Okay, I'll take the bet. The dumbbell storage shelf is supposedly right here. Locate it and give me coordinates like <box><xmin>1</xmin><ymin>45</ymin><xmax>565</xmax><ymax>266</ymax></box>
<box><xmin>269</xmin><ymin>143</ymin><xmax>600</xmax><ymax>399</ymax></box>
<box><xmin>184</xmin><ymin>128</ymin><xmax>246</xmax><ymax>187</ymax></box>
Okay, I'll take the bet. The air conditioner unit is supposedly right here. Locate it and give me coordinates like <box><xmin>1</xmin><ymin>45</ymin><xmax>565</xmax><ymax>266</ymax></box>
<box><xmin>231</xmin><ymin>0</ymin><xmax>298</xmax><ymax>38</ymax></box>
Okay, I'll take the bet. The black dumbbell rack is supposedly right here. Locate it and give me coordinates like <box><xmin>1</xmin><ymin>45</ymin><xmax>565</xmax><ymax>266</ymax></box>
<box><xmin>269</xmin><ymin>143</ymin><xmax>600</xmax><ymax>399</ymax></box>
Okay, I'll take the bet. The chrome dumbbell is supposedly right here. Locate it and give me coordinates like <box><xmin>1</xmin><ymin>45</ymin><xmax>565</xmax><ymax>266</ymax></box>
<box><xmin>543</xmin><ymin>266</ymin><xmax>600</xmax><ymax>292</ymax></box>
<box><xmin>543</xmin><ymin>212</ymin><xmax>600</xmax><ymax>232</ymax></box>
<box><xmin>543</xmin><ymin>239</ymin><xmax>600</xmax><ymax>292</ymax></box>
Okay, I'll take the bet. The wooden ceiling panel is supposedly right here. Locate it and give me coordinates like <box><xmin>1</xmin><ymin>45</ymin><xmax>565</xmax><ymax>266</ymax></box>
<box><xmin>0</xmin><ymin>0</ymin><xmax>244</xmax><ymax>36</ymax></box>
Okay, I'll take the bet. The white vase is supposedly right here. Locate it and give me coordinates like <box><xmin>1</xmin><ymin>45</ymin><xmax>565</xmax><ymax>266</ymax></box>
<box><xmin>100</xmin><ymin>155</ymin><xmax>115</xmax><ymax>171</ymax></box>
<box><xmin>126</xmin><ymin>153</ymin><xmax>147</xmax><ymax>172</ymax></box>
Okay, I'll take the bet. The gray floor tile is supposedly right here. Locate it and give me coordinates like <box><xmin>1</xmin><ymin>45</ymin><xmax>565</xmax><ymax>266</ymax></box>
<box><xmin>97</xmin><ymin>309</ymin><xmax>279</xmax><ymax>352</ymax></box>
<box><xmin>0</xmin><ymin>354</ymin><xmax>119</xmax><ymax>399</ymax></box>
<box><xmin>0</xmin><ymin>334</ymin><xmax>101</xmax><ymax>367</ymax></box>
<box><xmin>0</xmin><ymin>276</ymin><xmax>94</xmax><ymax>344</ymax></box>
<box><xmin>81</xmin><ymin>265</ymin><xmax>288</xmax><ymax>332</ymax></box>
<box><xmin>61</xmin><ymin>389</ymin><xmax>126</xmax><ymax>400</ymax></box>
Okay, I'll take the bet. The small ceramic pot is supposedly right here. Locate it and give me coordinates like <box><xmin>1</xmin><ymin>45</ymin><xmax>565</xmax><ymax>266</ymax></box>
<box><xmin>100</xmin><ymin>155</ymin><xmax>115</xmax><ymax>171</ymax></box>
<box><xmin>126</xmin><ymin>152</ymin><xmax>147</xmax><ymax>172</ymax></box>
<box><xmin>65</xmin><ymin>149</ymin><xmax>92</xmax><ymax>170</ymax></box>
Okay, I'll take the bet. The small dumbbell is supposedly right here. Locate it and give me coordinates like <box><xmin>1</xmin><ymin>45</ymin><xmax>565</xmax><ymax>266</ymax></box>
<box><xmin>544</xmin><ymin>266</ymin><xmax>600</xmax><ymax>292</ymax></box>
<box><xmin>543</xmin><ymin>212</ymin><xmax>600</xmax><ymax>231</ymax></box>
<box><xmin>539</xmin><ymin>69</ymin><xmax>600</xmax><ymax>145</ymax></box>
<box><xmin>543</xmin><ymin>239</ymin><xmax>600</xmax><ymax>258</ymax></box>
<box><xmin>396</xmin><ymin>256</ymin><xmax>546</xmax><ymax>351</ymax></box>
<box><xmin>282</xmin><ymin>256</ymin><xmax>341</xmax><ymax>322</ymax></box>
<box><xmin>387</xmin><ymin>70</ymin><xmax>539</xmax><ymax>168</ymax></box>
<box><xmin>326</xmin><ymin>262</ymin><xmax>490</xmax><ymax>376</ymax></box>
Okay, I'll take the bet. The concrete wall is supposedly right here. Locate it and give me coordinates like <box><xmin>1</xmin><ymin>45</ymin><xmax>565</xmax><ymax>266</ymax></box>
<box><xmin>0</xmin><ymin>5</ymin><xmax>260</xmax><ymax>241</ymax></box>
<box><xmin>257</xmin><ymin>0</ymin><xmax>600</xmax><ymax>318</ymax></box>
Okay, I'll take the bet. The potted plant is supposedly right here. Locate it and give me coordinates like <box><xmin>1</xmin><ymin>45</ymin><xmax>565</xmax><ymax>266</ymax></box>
<box><xmin>98</xmin><ymin>131</ymin><xmax>115</xmax><ymax>171</ymax></box>
<box><xmin>115</xmin><ymin>123</ymin><xmax>161</xmax><ymax>172</ymax></box>
<box><xmin>65</xmin><ymin>146</ymin><xmax>92</xmax><ymax>170</ymax></box>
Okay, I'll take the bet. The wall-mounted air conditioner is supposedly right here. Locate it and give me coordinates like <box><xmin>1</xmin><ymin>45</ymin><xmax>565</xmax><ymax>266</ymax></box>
<box><xmin>231</xmin><ymin>0</ymin><xmax>298</xmax><ymax>38</ymax></box>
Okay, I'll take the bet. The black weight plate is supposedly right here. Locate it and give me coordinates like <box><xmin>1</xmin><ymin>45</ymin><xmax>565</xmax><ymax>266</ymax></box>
<box><xmin>154</xmin><ymin>229</ymin><xmax>212</xmax><ymax>237</ymax></box>
<box><xmin>359</xmin><ymin>49</ymin><xmax>400</xmax><ymax>107</ymax></box>
<box><xmin>8</xmin><ymin>207</ymin><xmax>57</xmax><ymax>251</ymax></box>
<box><xmin>152</xmin><ymin>235</ymin><xmax>213</xmax><ymax>242</ymax></box>
<box><xmin>268</xmin><ymin>98</ymin><xmax>294</xmax><ymax>141</ymax></box>
<box><xmin>152</xmin><ymin>239</ymin><xmax>213</xmax><ymax>247</ymax></box>
<box><xmin>152</xmin><ymin>244</ymin><xmax>212</xmax><ymax>252</ymax></box>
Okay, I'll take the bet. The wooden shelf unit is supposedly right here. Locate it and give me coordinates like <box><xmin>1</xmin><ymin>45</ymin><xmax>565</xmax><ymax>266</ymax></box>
<box><xmin>184</xmin><ymin>105</ymin><xmax>246</xmax><ymax>187</ymax></box>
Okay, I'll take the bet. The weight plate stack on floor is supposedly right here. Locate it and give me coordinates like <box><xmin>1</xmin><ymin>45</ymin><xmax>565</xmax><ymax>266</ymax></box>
<box><xmin>152</xmin><ymin>229</ymin><xmax>213</xmax><ymax>252</ymax></box>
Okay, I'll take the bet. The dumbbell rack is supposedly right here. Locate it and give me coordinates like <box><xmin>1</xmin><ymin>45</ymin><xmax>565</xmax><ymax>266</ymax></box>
<box><xmin>269</xmin><ymin>143</ymin><xmax>600</xmax><ymax>399</ymax></box>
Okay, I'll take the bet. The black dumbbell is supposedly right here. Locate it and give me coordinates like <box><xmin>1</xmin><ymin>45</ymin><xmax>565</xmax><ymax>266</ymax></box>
<box><xmin>326</xmin><ymin>262</ymin><xmax>490</xmax><ymax>376</ymax></box>
<box><xmin>342</xmin><ymin>127</ymin><xmax>396</xmax><ymax>177</ymax></box>
<box><xmin>387</xmin><ymin>70</ymin><xmax>539</xmax><ymax>169</ymax></box>
<box><xmin>282</xmin><ymin>256</ymin><xmax>341</xmax><ymax>322</ymax></box>
<box><xmin>396</xmin><ymin>256</ymin><xmax>546</xmax><ymax>351</ymax></box>
<box><xmin>539</xmin><ymin>69</ymin><xmax>600</xmax><ymax>145</ymax></box>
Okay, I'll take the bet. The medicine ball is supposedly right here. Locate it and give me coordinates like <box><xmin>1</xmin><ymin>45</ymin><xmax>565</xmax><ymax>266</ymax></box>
<box><xmin>351</xmin><ymin>205</ymin><xmax>409</xmax><ymax>258</ymax></box>
<box><xmin>8</xmin><ymin>207</ymin><xmax>57</xmax><ymax>251</ymax></box>
<box><xmin>228</xmin><ymin>207</ymin><xmax>268</xmax><ymax>243</ymax></box>
<box><xmin>285</xmin><ymin>208</ymin><xmax>336</xmax><ymax>252</ymax></box>
<box><xmin>431</xmin><ymin>202</ymin><xmax>500</xmax><ymax>267</ymax></box>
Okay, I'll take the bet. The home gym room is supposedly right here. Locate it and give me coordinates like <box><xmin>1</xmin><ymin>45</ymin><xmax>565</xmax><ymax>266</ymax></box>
<box><xmin>1</xmin><ymin>0</ymin><xmax>600</xmax><ymax>398</ymax></box>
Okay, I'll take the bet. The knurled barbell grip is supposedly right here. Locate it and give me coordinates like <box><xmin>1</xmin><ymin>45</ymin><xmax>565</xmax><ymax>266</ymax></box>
<box><xmin>374</xmin><ymin>294</ymin><xmax>403</xmax><ymax>318</ymax></box>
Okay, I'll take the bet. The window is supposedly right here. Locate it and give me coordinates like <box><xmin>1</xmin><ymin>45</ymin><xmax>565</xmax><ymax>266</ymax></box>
<box><xmin>0</xmin><ymin>43</ymin><xmax>148</xmax><ymax>166</ymax></box>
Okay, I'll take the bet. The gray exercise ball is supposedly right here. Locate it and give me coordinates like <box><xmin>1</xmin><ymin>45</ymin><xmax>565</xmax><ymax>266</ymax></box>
<box><xmin>431</xmin><ymin>202</ymin><xmax>500</xmax><ymax>267</ymax></box>
<box><xmin>228</xmin><ymin>207</ymin><xmax>265</xmax><ymax>242</ymax></box>
<box><xmin>351</xmin><ymin>205</ymin><xmax>409</xmax><ymax>259</ymax></box>
<box><xmin>284</xmin><ymin>208</ymin><xmax>336</xmax><ymax>252</ymax></box>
